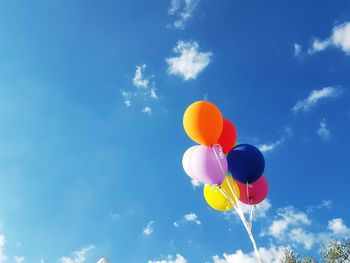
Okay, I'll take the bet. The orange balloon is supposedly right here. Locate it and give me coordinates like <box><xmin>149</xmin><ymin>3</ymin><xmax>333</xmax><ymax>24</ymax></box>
<box><xmin>183</xmin><ymin>101</ymin><xmax>223</xmax><ymax>146</ymax></box>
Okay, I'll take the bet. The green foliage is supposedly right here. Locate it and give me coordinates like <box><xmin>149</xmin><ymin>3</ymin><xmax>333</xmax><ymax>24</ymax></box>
<box><xmin>282</xmin><ymin>248</ymin><xmax>299</xmax><ymax>263</ymax></box>
<box><xmin>281</xmin><ymin>248</ymin><xmax>318</xmax><ymax>263</ymax></box>
<box><xmin>321</xmin><ymin>240</ymin><xmax>350</xmax><ymax>263</ymax></box>
<box><xmin>299</xmin><ymin>256</ymin><xmax>317</xmax><ymax>263</ymax></box>
<box><xmin>281</xmin><ymin>240</ymin><xmax>350</xmax><ymax>263</ymax></box>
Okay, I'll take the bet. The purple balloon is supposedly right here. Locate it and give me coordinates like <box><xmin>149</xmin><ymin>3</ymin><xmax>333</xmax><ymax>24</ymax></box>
<box><xmin>182</xmin><ymin>146</ymin><xmax>199</xmax><ymax>180</ymax></box>
<box><xmin>190</xmin><ymin>145</ymin><xmax>227</xmax><ymax>185</ymax></box>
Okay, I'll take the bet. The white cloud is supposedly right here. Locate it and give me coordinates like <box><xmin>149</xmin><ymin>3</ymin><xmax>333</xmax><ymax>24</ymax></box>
<box><xmin>292</xmin><ymin>86</ymin><xmax>341</xmax><ymax>113</ymax></box>
<box><xmin>288</xmin><ymin>228</ymin><xmax>315</xmax><ymax>250</ymax></box>
<box><xmin>307</xmin><ymin>199</ymin><xmax>333</xmax><ymax>212</ymax></box>
<box><xmin>264</xmin><ymin>204</ymin><xmax>350</xmax><ymax>250</ymax></box>
<box><xmin>0</xmin><ymin>235</ymin><xmax>7</xmax><ymax>263</ymax></box>
<box><xmin>143</xmin><ymin>220</ymin><xmax>155</xmax><ymax>236</ymax></box>
<box><xmin>212</xmin><ymin>215</ymin><xmax>350</xmax><ymax>262</ymax></box>
<box><xmin>121</xmin><ymin>64</ymin><xmax>162</xmax><ymax>113</ymax></box>
<box><xmin>309</xmin><ymin>22</ymin><xmax>350</xmax><ymax>55</ymax></box>
<box><xmin>294</xmin><ymin>43</ymin><xmax>302</xmax><ymax>57</ymax></box>
<box><xmin>109</xmin><ymin>212</ymin><xmax>120</xmax><ymax>219</ymax></box>
<box><xmin>133</xmin><ymin>64</ymin><xmax>149</xmax><ymax>88</ymax></box>
<box><xmin>121</xmin><ymin>91</ymin><xmax>132</xmax><ymax>107</ymax></box>
<box><xmin>166</xmin><ymin>41</ymin><xmax>212</xmax><ymax>80</ymax></box>
<box><xmin>14</xmin><ymin>256</ymin><xmax>25</xmax><ymax>263</ymax></box>
<box><xmin>265</xmin><ymin>207</ymin><xmax>316</xmax><ymax>249</ymax></box>
<box><xmin>142</xmin><ymin>106</ymin><xmax>152</xmax><ymax>115</ymax></box>
<box><xmin>240</xmin><ymin>199</ymin><xmax>272</xmax><ymax>219</ymax></box>
<box><xmin>174</xmin><ymin>213</ymin><xmax>201</xmax><ymax>227</ymax></box>
<box><xmin>96</xmin><ymin>258</ymin><xmax>110</xmax><ymax>263</ymax></box>
<box><xmin>168</xmin><ymin>0</ymin><xmax>181</xmax><ymax>14</ymax></box>
<box><xmin>190</xmin><ymin>178</ymin><xmax>202</xmax><ymax>188</ymax></box>
<box><xmin>317</xmin><ymin>118</ymin><xmax>331</xmax><ymax>141</ymax></box>
<box><xmin>149</xmin><ymin>88</ymin><xmax>158</xmax><ymax>99</ymax></box>
<box><xmin>302</xmin><ymin>218</ymin><xmax>350</xmax><ymax>248</ymax></box>
<box><xmin>212</xmin><ymin>246</ymin><xmax>285</xmax><ymax>263</ymax></box>
<box><xmin>60</xmin><ymin>246</ymin><xmax>95</xmax><ymax>263</ymax></box>
<box><xmin>328</xmin><ymin>218</ymin><xmax>350</xmax><ymax>236</ymax></box>
<box><xmin>309</xmin><ymin>39</ymin><xmax>331</xmax><ymax>54</ymax></box>
<box><xmin>258</xmin><ymin>139</ymin><xmax>284</xmax><ymax>153</ymax></box>
<box><xmin>320</xmin><ymin>200</ymin><xmax>332</xmax><ymax>209</ymax></box>
<box><xmin>184</xmin><ymin>213</ymin><xmax>201</xmax><ymax>225</ymax></box>
<box><xmin>168</xmin><ymin>0</ymin><xmax>200</xmax><ymax>30</ymax></box>
<box><xmin>258</xmin><ymin>127</ymin><xmax>292</xmax><ymax>153</ymax></box>
<box><xmin>148</xmin><ymin>254</ymin><xmax>187</xmax><ymax>263</ymax></box>
<box><xmin>267</xmin><ymin>207</ymin><xmax>311</xmax><ymax>238</ymax></box>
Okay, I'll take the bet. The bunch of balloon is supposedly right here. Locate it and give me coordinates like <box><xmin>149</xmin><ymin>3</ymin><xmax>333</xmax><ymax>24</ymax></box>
<box><xmin>182</xmin><ymin>101</ymin><xmax>268</xmax><ymax>263</ymax></box>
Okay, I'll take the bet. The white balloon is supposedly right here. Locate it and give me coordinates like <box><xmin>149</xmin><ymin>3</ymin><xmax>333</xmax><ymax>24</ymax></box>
<box><xmin>182</xmin><ymin>145</ymin><xmax>199</xmax><ymax>180</ymax></box>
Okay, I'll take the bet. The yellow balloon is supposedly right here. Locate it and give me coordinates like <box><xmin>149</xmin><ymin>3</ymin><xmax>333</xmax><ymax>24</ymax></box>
<box><xmin>203</xmin><ymin>176</ymin><xmax>240</xmax><ymax>212</ymax></box>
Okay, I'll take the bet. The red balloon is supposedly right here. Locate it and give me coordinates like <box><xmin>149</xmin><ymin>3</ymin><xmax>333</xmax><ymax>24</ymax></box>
<box><xmin>236</xmin><ymin>176</ymin><xmax>268</xmax><ymax>205</ymax></box>
<box><xmin>217</xmin><ymin>118</ymin><xmax>237</xmax><ymax>154</ymax></box>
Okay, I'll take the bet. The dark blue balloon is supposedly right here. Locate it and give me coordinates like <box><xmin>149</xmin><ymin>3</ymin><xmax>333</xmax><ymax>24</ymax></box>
<box><xmin>227</xmin><ymin>144</ymin><xmax>265</xmax><ymax>184</ymax></box>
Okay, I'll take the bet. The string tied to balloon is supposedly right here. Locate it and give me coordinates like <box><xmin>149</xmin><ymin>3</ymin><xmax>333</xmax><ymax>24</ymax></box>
<box><xmin>218</xmin><ymin>181</ymin><xmax>263</xmax><ymax>263</ymax></box>
<box><xmin>212</xmin><ymin>144</ymin><xmax>263</xmax><ymax>263</ymax></box>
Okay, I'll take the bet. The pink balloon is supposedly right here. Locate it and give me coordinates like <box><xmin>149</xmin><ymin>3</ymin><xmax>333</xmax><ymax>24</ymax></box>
<box><xmin>190</xmin><ymin>145</ymin><xmax>227</xmax><ymax>185</ymax></box>
<box><xmin>236</xmin><ymin>175</ymin><xmax>268</xmax><ymax>205</ymax></box>
<box><xmin>182</xmin><ymin>146</ymin><xmax>199</xmax><ymax>180</ymax></box>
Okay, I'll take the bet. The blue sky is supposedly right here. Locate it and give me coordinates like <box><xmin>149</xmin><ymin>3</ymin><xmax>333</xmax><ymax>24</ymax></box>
<box><xmin>0</xmin><ymin>1</ymin><xmax>349</xmax><ymax>262</ymax></box>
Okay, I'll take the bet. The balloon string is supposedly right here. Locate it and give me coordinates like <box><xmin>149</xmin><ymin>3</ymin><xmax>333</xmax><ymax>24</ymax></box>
<box><xmin>211</xmin><ymin>144</ymin><xmax>226</xmax><ymax>176</ymax></box>
<box><xmin>249</xmin><ymin>205</ymin><xmax>254</xmax><ymax>231</ymax></box>
<box><xmin>221</xmin><ymin>177</ymin><xmax>263</xmax><ymax>263</ymax></box>
<box><xmin>246</xmin><ymin>182</ymin><xmax>253</xmax><ymax>231</ymax></box>
<box><xmin>212</xmin><ymin>145</ymin><xmax>263</xmax><ymax>262</ymax></box>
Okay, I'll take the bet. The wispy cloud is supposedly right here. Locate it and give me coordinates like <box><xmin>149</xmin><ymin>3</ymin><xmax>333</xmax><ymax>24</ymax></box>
<box><xmin>149</xmin><ymin>88</ymin><xmax>158</xmax><ymax>99</ymax></box>
<box><xmin>184</xmin><ymin>213</ymin><xmax>201</xmax><ymax>224</ymax></box>
<box><xmin>263</xmin><ymin>206</ymin><xmax>315</xmax><ymax>250</ymax></box>
<box><xmin>267</xmin><ymin>206</ymin><xmax>311</xmax><ymax>239</ymax></box>
<box><xmin>212</xmin><ymin>246</ymin><xmax>285</xmax><ymax>263</ymax></box>
<box><xmin>109</xmin><ymin>212</ymin><xmax>120</xmax><ymax>219</ymax></box>
<box><xmin>174</xmin><ymin>213</ymin><xmax>201</xmax><ymax>227</ymax></box>
<box><xmin>258</xmin><ymin>139</ymin><xmax>284</xmax><ymax>154</ymax></box>
<box><xmin>143</xmin><ymin>220</ymin><xmax>155</xmax><ymax>236</ymax></box>
<box><xmin>168</xmin><ymin>0</ymin><xmax>200</xmax><ymax>30</ymax></box>
<box><xmin>166</xmin><ymin>41</ymin><xmax>212</xmax><ymax>80</ymax></box>
<box><xmin>308</xmin><ymin>22</ymin><xmax>350</xmax><ymax>55</ymax></box>
<box><xmin>133</xmin><ymin>64</ymin><xmax>149</xmax><ymax>89</ymax></box>
<box><xmin>148</xmin><ymin>253</ymin><xmax>187</xmax><ymax>263</ymax></box>
<box><xmin>328</xmin><ymin>218</ymin><xmax>350</xmax><ymax>236</ymax></box>
<box><xmin>292</xmin><ymin>86</ymin><xmax>341</xmax><ymax>113</ymax></box>
<box><xmin>263</xmin><ymin>205</ymin><xmax>350</xmax><ymax>250</ymax></box>
<box><xmin>121</xmin><ymin>91</ymin><xmax>132</xmax><ymax>107</ymax></box>
<box><xmin>190</xmin><ymin>178</ymin><xmax>203</xmax><ymax>189</ymax></box>
<box><xmin>317</xmin><ymin>118</ymin><xmax>331</xmax><ymax>141</ymax></box>
<box><xmin>60</xmin><ymin>245</ymin><xmax>95</xmax><ymax>263</ymax></box>
<box><xmin>288</xmin><ymin>228</ymin><xmax>316</xmax><ymax>250</ymax></box>
<box><xmin>159</xmin><ymin>204</ymin><xmax>350</xmax><ymax>262</ymax></box>
<box><xmin>0</xmin><ymin>235</ymin><xmax>6</xmax><ymax>263</ymax></box>
<box><xmin>142</xmin><ymin>106</ymin><xmax>152</xmax><ymax>115</ymax></box>
<box><xmin>306</xmin><ymin>199</ymin><xmax>332</xmax><ymax>212</ymax></box>
<box><xmin>240</xmin><ymin>199</ymin><xmax>272</xmax><ymax>219</ymax></box>
<box><xmin>224</xmin><ymin>199</ymin><xmax>272</xmax><ymax>223</ymax></box>
<box><xmin>14</xmin><ymin>256</ymin><xmax>25</xmax><ymax>263</ymax></box>
<box><xmin>121</xmin><ymin>64</ymin><xmax>161</xmax><ymax>113</ymax></box>
<box><xmin>294</xmin><ymin>43</ymin><xmax>302</xmax><ymax>57</ymax></box>
<box><xmin>258</xmin><ymin>127</ymin><xmax>293</xmax><ymax>153</ymax></box>
<box><xmin>96</xmin><ymin>258</ymin><xmax>110</xmax><ymax>263</ymax></box>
